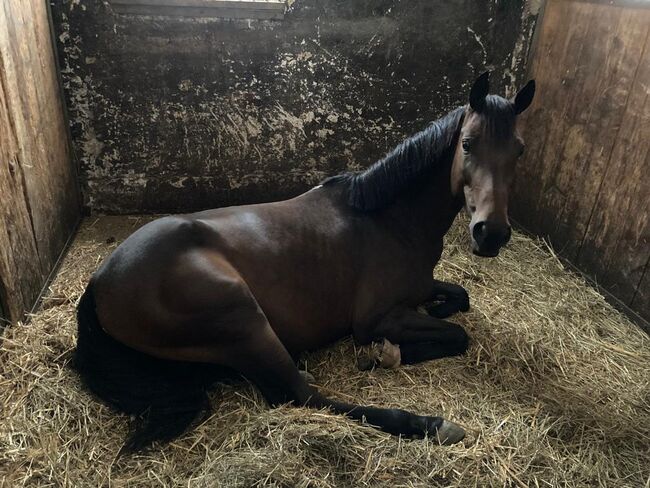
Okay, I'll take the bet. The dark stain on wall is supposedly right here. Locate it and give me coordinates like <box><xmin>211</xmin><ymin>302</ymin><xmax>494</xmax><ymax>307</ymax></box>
<box><xmin>51</xmin><ymin>0</ymin><xmax>539</xmax><ymax>214</ymax></box>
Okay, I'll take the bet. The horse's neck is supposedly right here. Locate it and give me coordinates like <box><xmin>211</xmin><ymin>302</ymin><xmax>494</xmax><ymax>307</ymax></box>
<box><xmin>385</xmin><ymin>157</ymin><xmax>463</xmax><ymax>250</ymax></box>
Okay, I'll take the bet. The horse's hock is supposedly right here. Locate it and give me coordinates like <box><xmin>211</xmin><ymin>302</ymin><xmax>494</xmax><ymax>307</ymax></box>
<box><xmin>1</xmin><ymin>0</ymin><xmax>649</xmax><ymax>487</ymax></box>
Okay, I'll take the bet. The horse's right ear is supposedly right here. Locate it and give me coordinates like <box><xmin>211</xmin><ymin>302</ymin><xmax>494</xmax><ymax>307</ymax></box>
<box><xmin>469</xmin><ymin>71</ymin><xmax>490</xmax><ymax>112</ymax></box>
<box><xmin>513</xmin><ymin>80</ymin><xmax>536</xmax><ymax>114</ymax></box>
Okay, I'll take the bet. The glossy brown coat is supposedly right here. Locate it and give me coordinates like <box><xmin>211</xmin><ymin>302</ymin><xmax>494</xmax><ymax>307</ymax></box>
<box><xmin>74</xmin><ymin>73</ymin><xmax>535</xmax><ymax>451</ymax></box>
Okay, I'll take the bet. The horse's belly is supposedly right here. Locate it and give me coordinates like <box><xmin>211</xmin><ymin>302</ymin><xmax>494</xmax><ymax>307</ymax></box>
<box><xmin>249</xmin><ymin>284</ymin><xmax>354</xmax><ymax>354</ymax></box>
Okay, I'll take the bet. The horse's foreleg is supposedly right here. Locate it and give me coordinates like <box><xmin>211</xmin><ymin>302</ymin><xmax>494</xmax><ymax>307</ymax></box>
<box><xmin>423</xmin><ymin>279</ymin><xmax>470</xmax><ymax>319</ymax></box>
<box><xmin>359</xmin><ymin>308</ymin><xmax>469</xmax><ymax>367</ymax></box>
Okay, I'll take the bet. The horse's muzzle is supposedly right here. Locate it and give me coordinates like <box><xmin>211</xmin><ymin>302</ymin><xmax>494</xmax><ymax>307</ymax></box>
<box><xmin>470</xmin><ymin>221</ymin><xmax>511</xmax><ymax>257</ymax></box>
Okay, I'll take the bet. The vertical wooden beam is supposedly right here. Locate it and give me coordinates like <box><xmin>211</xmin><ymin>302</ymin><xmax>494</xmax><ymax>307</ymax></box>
<box><xmin>0</xmin><ymin>0</ymin><xmax>80</xmax><ymax>323</ymax></box>
<box><xmin>577</xmin><ymin>24</ymin><xmax>650</xmax><ymax>306</ymax></box>
<box><xmin>512</xmin><ymin>0</ymin><xmax>650</xmax><ymax>324</ymax></box>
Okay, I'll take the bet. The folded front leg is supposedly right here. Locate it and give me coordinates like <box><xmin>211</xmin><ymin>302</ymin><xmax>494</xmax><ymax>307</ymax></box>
<box><xmin>423</xmin><ymin>279</ymin><xmax>470</xmax><ymax>319</ymax></box>
<box><xmin>373</xmin><ymin>307</ymin><xmax>469</xmax><ymax>365</ymax></box>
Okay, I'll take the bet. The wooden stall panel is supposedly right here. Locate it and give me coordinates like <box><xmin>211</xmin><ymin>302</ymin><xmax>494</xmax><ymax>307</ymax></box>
<box><xmin>513</xmin><ymin>0</ymin><xmax>650</xmax><ymax>322</ymax></box>
<box><xmin>0</xmin><ymin>0</ymin><xmax>80</xmax><ymax>323</ymax></box>
<box><xmin>579</xmin><ymin>30</ymin><xmax>649</xmax><ymax>304</ymax></box>
<box><xmin>0</xmin><ymin>67</ymin><xmax>44</xmax><ymax>321</ymax></box>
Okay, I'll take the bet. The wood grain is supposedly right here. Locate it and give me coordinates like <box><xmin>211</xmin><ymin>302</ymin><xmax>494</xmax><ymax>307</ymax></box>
<box><xmin>579</xmin><ymin>27</ymin><xmax>650</xmax><ymax>303</ymax></box>
<box><xmin>513</xmin><ymin>0</ymin><xmax>650</xmax><ymax>323</ymax></box>
<box><xmin>0</xmin><ymin>0</ymin><xmax>79</xmax><ymax>323</ymax></box>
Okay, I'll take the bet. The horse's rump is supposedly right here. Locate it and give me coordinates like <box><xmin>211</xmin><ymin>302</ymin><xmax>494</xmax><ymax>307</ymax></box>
<box><xmin>73</xmin><ymin>283</ymin><xmax>227</xmax><ymax>452</ymax></box>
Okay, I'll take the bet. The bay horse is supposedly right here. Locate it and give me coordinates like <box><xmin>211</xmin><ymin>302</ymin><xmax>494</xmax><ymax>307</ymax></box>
<box><xmin>74</xmin><ymin>72</ymin><xmax>535</xmax><ymax>452</ymax></box>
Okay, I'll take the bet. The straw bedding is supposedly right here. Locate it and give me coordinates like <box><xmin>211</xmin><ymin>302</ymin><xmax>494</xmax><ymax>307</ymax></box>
<box><xmin>1</xmin><ymin>215</ymin><xmax>648</xmax><ymax>487</ymax></box>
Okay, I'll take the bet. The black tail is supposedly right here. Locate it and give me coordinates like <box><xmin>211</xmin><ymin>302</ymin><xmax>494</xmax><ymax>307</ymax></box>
<box><xmin>73</xmin><ymin>283</ymin><xmax>223</xmax><ymax>452</ymax></box>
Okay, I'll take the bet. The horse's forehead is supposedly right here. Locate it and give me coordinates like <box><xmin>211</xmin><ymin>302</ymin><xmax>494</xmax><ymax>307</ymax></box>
<box><xmin>462</xmin><ymin>112</ymin><xmax>483</xmax><ymax>132</ymax></box>
<box><xmin>462</xmin><ymin>111</ymin><xmax>517</xmax><ymax>142</ymax></box>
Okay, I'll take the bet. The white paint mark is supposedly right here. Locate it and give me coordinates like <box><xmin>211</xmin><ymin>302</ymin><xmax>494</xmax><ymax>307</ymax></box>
<box><xmin>467</xmin><ymin>27</ymin><xmax>488</xmax><ymax>66</ymax></box>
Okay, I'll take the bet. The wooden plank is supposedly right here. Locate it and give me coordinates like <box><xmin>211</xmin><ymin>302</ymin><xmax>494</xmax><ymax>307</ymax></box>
<box><xmin>24</xmin><ymin>0</ymin><xmax>80</xmax><ymax>267</ymax></box>
<box><xmin>631</xmin><ymin>257</ymin><xmax>650</xmax><ymax>323</ymax></box>
<box><xmin>0</xmin><ymin>52</ymin><xmax>45</xmax><ymax>322</ymax></box>
<box><xmin>514</xmin><ymin>0</ymin><xmax>597</xmax><ymax>235</ymax></box>
<box><xmin>512</xmin><ymin>0</ymin><xmax>571</xmax><ymax>229</ymax></box>
<box><xmin>0</xmin><ymin>0</ymin><xmax>80</xmax><ymax>322</ymax></box>
<box><xmin>512</xmin><ymin>0</ymin><xmax>650</xmax><ymax>323</ymax></box>
<box><xmin>577</xmin><ymin>22</ymin><xmax>650</xmax><ymax>304</ymax></box>
<box><xmin>535</xmin><ymin>3</ymin><xmax>617</xmax><ymax>245</ymax></box>
<box><xmin>572</xmin><ymin>0</ymin><xmax>650</xmax><ymax>8</ymax></box>
<box><xmin>579</xmin><ymin>25</ymin><xmax>650</xmax><ymax>292</ymax></box>
<box><xmin>550</xmin><ymin>7</ymin><xmax>646</xmax><ymax>259</ymax></box>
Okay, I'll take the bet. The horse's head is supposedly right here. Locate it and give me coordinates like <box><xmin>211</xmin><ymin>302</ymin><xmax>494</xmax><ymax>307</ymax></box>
<box><xmin>451</xmin><ymin>72</ymin><xmax>535</xmax><ymax>257</ymax></box>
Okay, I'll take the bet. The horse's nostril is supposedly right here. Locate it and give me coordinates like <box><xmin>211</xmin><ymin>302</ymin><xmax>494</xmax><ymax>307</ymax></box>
<box><xmin>473</xmin><ymin>221</ymin><xmax>511</xmax><ymax>252</ymax></box>
<box><xmin>472</xmin><ymin>221</ymin><xmax>487</xmax><ymax>242</ymax></box>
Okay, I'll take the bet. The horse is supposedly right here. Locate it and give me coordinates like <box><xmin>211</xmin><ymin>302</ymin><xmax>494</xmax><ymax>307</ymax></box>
<box><xmin>73</xmin><ymin>72</ymin><xmax>535</xmax><ymax>452</ymax></box>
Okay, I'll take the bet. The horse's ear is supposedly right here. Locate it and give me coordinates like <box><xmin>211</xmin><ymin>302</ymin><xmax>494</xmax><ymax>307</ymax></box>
<box><xmin>513</xmin><ymin>80</ymin><xmax>535</xmax><ymax>114</ymax></box>
<box><xmin>469</xmin><ymin>71</ymin><xmax>490</xmax><ymax>112</ymax></box>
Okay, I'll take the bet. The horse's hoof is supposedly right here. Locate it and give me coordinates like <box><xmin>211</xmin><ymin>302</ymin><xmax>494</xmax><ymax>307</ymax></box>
<box><xmin>459</xmin><ymin>293</ymin><xmax>470</xmax><ymax>312</ymax></box>
<box><xmin>378</xmin><ymin>339</ymin><xmax>401</xmax><ymax>368</ymax></box>
<box><xmin>357</xmin><ymin>338</ymin><xmax>402</xmax><ymax>371</ymax></box>
<box><xmin>357</xmin><ymin>338</ymin><xmax>401</xmax><ymax>370</ymax></box>
<box><xmin>299</xmin><ymin>370</ymin><xmax>316</xmax><ymax>384</ymax></box>
<box><xmin>435</xmin><ymin>420</ymin><xmax>465</xmax><ymax>445</ymax></box>
<box><xmin>357</xmin><ymin>356</ymin><xmax>376</xmax><ymax>371</ymax></box>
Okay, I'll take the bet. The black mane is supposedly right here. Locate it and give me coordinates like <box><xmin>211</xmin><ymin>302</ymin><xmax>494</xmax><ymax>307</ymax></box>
<box><xmin>324</xmin><ymin>97</ymin><xmax>517</xmax><ymax>211</ymax></box>
<box><xmin>324</xmin><ymin>106</ymin><xmax>465</xmax><ymax>211</ymax></box>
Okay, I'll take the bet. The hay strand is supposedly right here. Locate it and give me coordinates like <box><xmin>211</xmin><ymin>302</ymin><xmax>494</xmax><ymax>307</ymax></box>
<box><xmin>1</xmin><ymin>216</ymin><xmax>648</xmax><ymax>487</ymax></box>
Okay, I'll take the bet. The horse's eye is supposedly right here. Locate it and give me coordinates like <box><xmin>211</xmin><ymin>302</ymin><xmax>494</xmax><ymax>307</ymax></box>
<box><xmin>462</xmin><ymin>139</ymin><xmax>471</xmax><ymax>153</ymax></box>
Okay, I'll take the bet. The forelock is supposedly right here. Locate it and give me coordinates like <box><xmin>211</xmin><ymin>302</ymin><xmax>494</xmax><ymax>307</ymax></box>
<box><xmin>481</xmin><ymin>95</ymin><xmax>516</xmax><ymax>140</ymax></box>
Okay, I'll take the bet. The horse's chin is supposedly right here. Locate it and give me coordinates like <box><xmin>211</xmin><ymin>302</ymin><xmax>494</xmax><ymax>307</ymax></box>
<box><xmin>471</xmin><ymin>244</ymin><xmax>500</xmax><ymax>258</ymax></box>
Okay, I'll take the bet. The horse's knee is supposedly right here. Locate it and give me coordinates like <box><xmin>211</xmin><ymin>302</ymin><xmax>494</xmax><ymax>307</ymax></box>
<box><xmin>371</xmin><ymin>308</ymin><xmax>408</xmax><ymax>339</ymax></box>
<box><xmin>352</xmin><ymin>312</ymin><xmax>401</xmax><ymax>345</ymax></box>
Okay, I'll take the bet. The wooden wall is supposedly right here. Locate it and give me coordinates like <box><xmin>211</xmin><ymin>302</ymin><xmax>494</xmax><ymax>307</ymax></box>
<box><xmin>513</xmin><ymin>0</ymin><xmax>650</xmax><ymax>323</ymax></box>
<box><xmin>0</xmin><ymin>0</ymin><xmax>80</xmax><ymax>323</ymax></box>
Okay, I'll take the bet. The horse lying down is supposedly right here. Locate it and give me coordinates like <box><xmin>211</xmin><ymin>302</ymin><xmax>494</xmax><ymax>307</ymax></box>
<box><xmin>74</xmin><ymin>72</ymin><xmax>535</xmax><ymax>452</ymax></box>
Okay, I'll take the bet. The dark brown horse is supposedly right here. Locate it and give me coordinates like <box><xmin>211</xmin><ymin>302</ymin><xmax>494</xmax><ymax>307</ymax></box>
<box><xmin>74</xmin><ymin>72</ymin><xmax>535</xmax><ymax>452</ymax></box>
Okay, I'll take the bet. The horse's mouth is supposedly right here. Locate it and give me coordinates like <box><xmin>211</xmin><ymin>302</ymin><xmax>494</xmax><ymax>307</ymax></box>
<box><xmin>471</xmin><ymin>245</ymin><xmax>500</xmax><ymax>258</ymax></box>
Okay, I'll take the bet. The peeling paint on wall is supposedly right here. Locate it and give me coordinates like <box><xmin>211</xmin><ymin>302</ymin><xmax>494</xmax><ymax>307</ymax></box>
<box><xmin>51</xmin><ymin>0</ymin><xmax>538</xmax><ymax>213</ymax></box>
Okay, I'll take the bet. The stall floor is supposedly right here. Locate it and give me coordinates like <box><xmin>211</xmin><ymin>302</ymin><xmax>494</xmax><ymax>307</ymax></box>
<box><xmin>1</xmin><ymin>216</ymin><xmax>648</xmax><ymax>487</ymax></box>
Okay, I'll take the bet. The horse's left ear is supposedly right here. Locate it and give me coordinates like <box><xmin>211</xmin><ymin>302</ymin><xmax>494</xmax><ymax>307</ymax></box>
<box><xmin>469</xmin><ymin>71</ymin><xmax>490</xmax><ymax>112</ymax></box>
<box><xmin>513</xmin><ymin>80</ymin><xmax>535</xmax><ymax>114</ymax></box>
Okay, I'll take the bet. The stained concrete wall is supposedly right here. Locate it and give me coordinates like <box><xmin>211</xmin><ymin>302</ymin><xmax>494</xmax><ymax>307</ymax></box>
<box><xmin>52</xmin><ymin>0</ymin><xmax>539</xmax><ymax>214</ymax></box>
